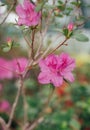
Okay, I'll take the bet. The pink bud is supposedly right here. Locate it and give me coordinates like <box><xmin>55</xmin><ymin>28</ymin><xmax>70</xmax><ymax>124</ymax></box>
<box><xmin>7</xmin><ymin>37</ymin><xmax>12</xmax><ymax>43</ymax></box>
<box><xmin>6</xmin><ymin>37</ymin><xmax>12</xmax><ymax>46</ymax></box>
<box><xmin>67</xmin><ymin>23</ymin><xmax>74</xmax><ymax>31</ymax></box>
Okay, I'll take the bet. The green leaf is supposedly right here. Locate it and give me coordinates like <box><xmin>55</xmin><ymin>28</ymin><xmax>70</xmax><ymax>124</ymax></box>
<box><xmin>69</xmin><ymin>119</ymin><xmax>81</xmax><ymax>130</ymax></box>
<box><xmin>63</xmin><ymin>28</ymin><xmax>68</xmax><ymax>37</ymax></box>
<box><xmin>73</xmin><ymin>33</ymin><xmax>89</xmax><ymax>42</ymax></box>
<box><xmin>57</xmin><ymin>5</ymin><xmax>65</xmax><ymax>11</ymax></box>
<box><xmin>58</xmin><ymin>0</ymin><xmax>63</xmax><ymax>4</ymax></box>
<box><xmin>12</xmin><ymin>43</ymin><xmax>20</xmax><ymax>47</ymax></box>
<box><xmin>35</xmin><ymin>3</ymin><xmax>43</xmax><ymax>12</ymax></box>
<box><xmin>2</xmin><ymin>46</ymin><xmax>11</xmax><ymax>52</ymax></box>
<box><xmin>35</xmin><ymin>1</ymin><xmax>47</xmax><ymax>12</ymax></box>
<box><xmin>70</xmin><ymin>2</ymin><xmax>78</xmax><ymax>6</ymax></box>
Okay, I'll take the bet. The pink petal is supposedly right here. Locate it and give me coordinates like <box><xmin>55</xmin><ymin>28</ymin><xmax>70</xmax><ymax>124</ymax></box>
<box><xmin>38</xmin><ymin>72</ymin><xmax>51</xmax><ymax>84</ymax></box>
<box><xmin>63</xmin><ymin>72</ymin><xmax>75</xmax><ymax>82</ymax></box>
<box><xmin>16</xmin><ymin>5</ymin><xmax>26</xmax><ymax>18</ymax></box>
<box><xmin>51</xmin><ymin>75</ymin><xmax>63</xmax><ymax>87</ymax></box>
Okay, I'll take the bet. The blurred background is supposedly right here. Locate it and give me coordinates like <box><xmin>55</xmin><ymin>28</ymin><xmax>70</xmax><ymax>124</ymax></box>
<box><xmin>0</xmin><ymin>0</ymin><xmax>90</xmax><ymax>130</ymax></box>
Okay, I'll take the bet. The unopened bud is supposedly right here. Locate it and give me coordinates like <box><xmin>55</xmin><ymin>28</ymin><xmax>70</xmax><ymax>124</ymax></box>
<box><xmin>7</xmin><ymin>37</ymin><xmax>12</xmax><ymax>46</ymax></box>
<box><xmin>67</xmin><ymin>23</ymin><xmax>74</xmax><ymax>31</ymax></box>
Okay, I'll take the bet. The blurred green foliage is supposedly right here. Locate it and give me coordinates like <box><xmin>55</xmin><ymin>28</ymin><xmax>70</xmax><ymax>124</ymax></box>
<box><xmin>0</xmin><ymin>62</ymin><xmax>90</xmax><ymax>130</ymax></box>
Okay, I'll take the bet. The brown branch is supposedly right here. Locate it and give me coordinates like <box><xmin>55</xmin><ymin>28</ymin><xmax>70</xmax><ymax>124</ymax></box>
<box><xmin>32</xmin><ymin>37</ymin><xmax>68</xmax><ymax>67</ymax></box>
<box><xmin>0</xmin><ymin>117</ymin><xmax>7</xmax><ymax>130</ymax></box>
<box><xmin>22</xmin><ymin>85</ymin><xmax>28</xmax><ymax>125</ymax></box>
<box><xmin>7</xmin><ymin>77</ymin><xmax>23</xmax><ymax>128</ymax></box>
<box><xmin>34</xmin><ymin>31</ymin><xmax>43</xmax><ymax>59</ymax></box>
<box><xmin>23</xmin><ymin>34</ymin><xmax>31</xmax><ymax>48</ymax></box>
<box><xmin>0</xmin><ymin>0</ymin><xmax>17</xmax><ymax>25</ymax></box>
<box><xmin>76</xmin><ymin>16</ymin><xmax>90</xmax><ymax>27</ymax></box>
<box><xmin>31</xmin><ymin>29</ymin><xmax>36</xmax><ymax>59</ymax></box>
<box><xmin>43</xmin><ymin>8</ymin><xmax>54</xmax><ymax>37</ymax></box>
<box><xmin>26</xmin><ymin>116</ymin><xmax>44</xmax><ymax>130</ymax></box>
<box><xmin>48</xmin><ymin>38</ymin><xmax>68</xmax><ymax>55</ymax></box>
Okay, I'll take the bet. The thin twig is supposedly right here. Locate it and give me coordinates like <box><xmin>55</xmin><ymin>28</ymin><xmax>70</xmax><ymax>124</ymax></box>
<box><xmin>22</xmin><ymin>85</ymin><xmax>28</xmax><ymax>125</ymax></box>
<box><xmin>43</xmin><ymin>8</ymin><xmax>54</xmax><ymax>37</ymax></box>
<box><xmin>48</xmin><ymin>38</ymin><xmax>68</xmax><ymax>55</ymax></box>
<box><xmin>7</xmin><ymin>77</ymin><xmax>23</xmax><ymax>128</ymax></box>
<box><xmin>34</xmin><ymin>31</ymin><xmax>43</xmax><ymax>59</ymax></box>
<box><xmin>27</xmin><ymin>116</ymin><xmax>44</xmax><ymax>130</ymax></box>
<box><xmin>21</xmin><ymin>29</ymin><xmax>32</xmax><ymax>48</ymax></box>
<box><xmin>0</xmin><ymin>117</ymin><xmax>7</xmax><ymax>130</ymax></box>
<box><xmin>31</xmin><ymin>29</ymin><xmax>36</xmax><ymax>59</ymax></box>
<box><xmin>0</xmin><ymin>0</ymin><xmax>17</xmax><ymax>25</ymax></box>
<box><xmin>34</xmin><ymin>0</ymin><xmax>56</xmax><ymax>60</ymax></box>
<box><xmin>32</xmin><ymin>38</ymin><xmax>68</xmax><ymax>67</ymax></box>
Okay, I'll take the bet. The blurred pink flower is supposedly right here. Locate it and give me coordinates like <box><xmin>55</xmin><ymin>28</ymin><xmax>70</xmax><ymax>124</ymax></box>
<box><xmin>67</xmin><ymin>23</ymin><xmax>74</xmax><ymax>31</ymax></box>
<box><xmin>12</xmin><ymin>58</ymin><xmax>28</xmax><ymax>76</ymax></box>
<box><xmin>16</xmin><ymin>0</ymin><xmax>41</xmax><ymax>26</ymax></box>
<box><xmin>0</xmin><ymin>100</ymin><xmax>11</xmax><ymax>113</ymax></box>
<box><xmin>0</xmin><ymin>58</ymin><xmax>13</xmax><ymax>80</ymax></box>
<box><xmin>38</xmin><ymin>53</ymin><xmax>75</xmax><ymax>87</ymax></box>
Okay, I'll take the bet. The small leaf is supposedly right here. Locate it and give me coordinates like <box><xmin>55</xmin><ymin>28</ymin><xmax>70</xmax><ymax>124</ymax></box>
<box><xmin>69</xmin><ymin>119</ymin><xmax>81</xmax><ymax>130</ymax></box>
<box><xmin>2</xmin><ymin>46</ymin><xmax>11</xmax><ymax>52</ymax></box>
<box><xmin>12</xmin><ymin>43</ymin><xmax>20</xmax><ymax>47</ymax></box>
<box><xmin>35</xmin><ymin>3</ymin><xmax>43</xmax><ymax>12</ymax></box>
<box><xmin>35</xmin><ymin>1</ymin><xmax>47</xmax><ymax>12</ymax></box>
<box><xmin>57</xmin><ymin>5</ymin><xmax>65</xmax><ymax>11</ymax></box>
<box><xmin>70</xmin><ymin>2</ymin><xmax>78</xmax><ymax>6</ymax></box>
<box><xmin>63</xmin><ymin>28</ymin><xmax>68</xmax><ymax>37</ymax></box>
<box><xmin>58</xmin><ymin>0</ymin><xmax>63</xmax><ymax>4</ymax></box>
<box><xmin>73</xmin><ymin>33</ymin><xmax>89</xmax><ymax>42</ymax></box>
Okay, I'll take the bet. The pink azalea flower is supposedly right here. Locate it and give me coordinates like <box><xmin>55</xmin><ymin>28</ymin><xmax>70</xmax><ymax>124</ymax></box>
<box><xmin>16</xmin><ymin>0</ymin><xmax>41</xmax><ymax>26</ymax></box>
<box><xmin>38</xmin><ymin>54</ymin><xmax>63</xmax><ymax>87</ymax></box>
<box><xmin>0</xmin><ymin>100</ymin><xmax>11</xmax><ymax>113</ymax></box>
<box><xmin>0</xmin><ymin>58</ymin><xmax>13</xmax><ymax>80</ymax></box>
<box><xmin>38</xmin><ymin>53</ymin><xmax>75</xmax><ymax>87</ymax></box>
<box><xmin>67</xmin><ymin>23</ymin><xmax>74</xmax><ymax>31</ymax></box>
<box><xmin>12</xmin><ymin>58</ymin><xmax>28</xmax><ymax>76</ymax></box>
<box><xmin>58</xmin><ymin>53</ymin><xmax>76</xmax><ymax>82</ymax></box>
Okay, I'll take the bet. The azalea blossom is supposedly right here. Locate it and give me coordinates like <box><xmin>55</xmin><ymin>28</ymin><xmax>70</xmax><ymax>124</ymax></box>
<box><xmin>38</xmin><ymin>53</ymin><xmax>75</xmax><ymax>87</ymax></box>
<box><xmin>16</xmin><ymin>0</ymin><xmax>41</xmax><ymax>26</ymax></box>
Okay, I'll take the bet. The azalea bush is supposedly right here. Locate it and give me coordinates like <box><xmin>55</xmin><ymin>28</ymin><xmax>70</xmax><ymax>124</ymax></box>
<box><xmin>0</xmin><ymin>0</ymin><xmax>89</xmax><ymax>130</ymax></box>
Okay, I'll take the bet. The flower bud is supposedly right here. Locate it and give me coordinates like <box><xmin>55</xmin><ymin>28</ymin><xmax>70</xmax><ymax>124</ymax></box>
<box><xmin>67</xmin><ymin>23</ymin><xmax>74</xmax><ymax>31</ymax></box>
<box><xmin>7</xmin><ymin>37</ymin><xmax>12</xmax><ymax>46</ymax></box>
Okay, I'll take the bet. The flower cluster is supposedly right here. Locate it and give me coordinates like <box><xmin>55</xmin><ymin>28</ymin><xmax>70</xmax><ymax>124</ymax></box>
<box><xmin>16</xmin><ymin>0</ymin><xmax>41</xmax><ymax>26</ymax></box>
<box><xmin>38</xmin><ymin>53</ymin><xmax>76</xmax><ymax>87</ymax></box>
